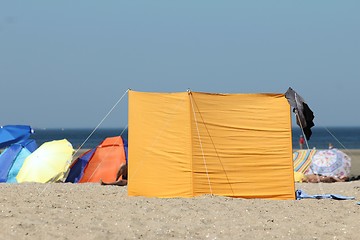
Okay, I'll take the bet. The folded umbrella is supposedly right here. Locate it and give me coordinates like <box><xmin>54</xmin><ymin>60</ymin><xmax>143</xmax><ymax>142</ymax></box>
<box><xmin>16</xmin><ymin>139</ymin><xmax>74</xmax><ymax>183</ymax></box>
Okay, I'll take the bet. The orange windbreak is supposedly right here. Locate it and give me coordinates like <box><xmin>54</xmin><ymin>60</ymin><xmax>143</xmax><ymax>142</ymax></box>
<box><xmin>128</xmin><ymin>91</ymin><xmax>295</xmax><ymax>200</ymax></box>
<box><xmin>79</xmin><ymin>136</ymin><xmax>126</xmax><ymax>183</ymax></box>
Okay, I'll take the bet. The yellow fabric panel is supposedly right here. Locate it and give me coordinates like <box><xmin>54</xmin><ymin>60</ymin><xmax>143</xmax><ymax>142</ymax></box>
<box><xmin>128</xmin><ymin>91</ymin><xmax>193</xmax><ymax>197</ymax></box>
<box><xmin>128</xmin><ymin>91</ymin><xmax>295</xmax><ymax>200</ymax></box>
<box><xmin>190</xmin><ymin>92</ymin><xmax>295</xmax><ymax>199</ymax></box>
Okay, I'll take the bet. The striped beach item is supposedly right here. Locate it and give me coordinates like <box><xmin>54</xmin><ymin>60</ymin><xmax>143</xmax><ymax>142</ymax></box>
<box><xmin>293</xmin><ymin>149</ymin><xmax>317</xmax><ymax>174</ymax></box>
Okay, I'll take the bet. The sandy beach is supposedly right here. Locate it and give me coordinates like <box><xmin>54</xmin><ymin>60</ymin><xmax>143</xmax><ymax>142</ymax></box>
<box><xmin>338</xmin><ymin>150</ymin><xmax>360</xmax><ymax>177</ymax></box>
<box><xmin>0</xmin><ymin>149</ymin><xmax>359</xmax><ymax>239</ymax></box>
<box><xmin>0</xmin><ymin>181</ymin><xmax>359</xmax><ymax>240</ymax></box>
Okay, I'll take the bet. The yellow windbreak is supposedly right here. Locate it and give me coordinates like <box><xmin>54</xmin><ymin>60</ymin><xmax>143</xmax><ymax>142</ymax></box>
<box><xmin>128</xmin><ymin>91</ymin><xmax>193</xmax><ymax>197</ymax></box>
<box><xmin>190</xmin><ymin>92</ymin><xmax>294</xmax><ymax>199</ymax></box>
<box><xmin>128</xmin><ymin>91</ymin><xmax>295</xmax><ymax>200</ymax></box>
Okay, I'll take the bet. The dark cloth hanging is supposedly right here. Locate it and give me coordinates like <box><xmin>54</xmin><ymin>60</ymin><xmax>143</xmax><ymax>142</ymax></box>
<box><xmin>285</xmin><ymin>87</ymin><xmax>315</xmax><ymax>140</ymax></box>
<box><xmin>300</xmin><ymin>102</ymin><xmax>314</xmax><ymax>140</ymax></box>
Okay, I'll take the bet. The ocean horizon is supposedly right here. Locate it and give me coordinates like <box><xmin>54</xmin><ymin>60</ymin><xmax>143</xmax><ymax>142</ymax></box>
<box><xmin>29</xmin><ymin>126</ymin><xmax>360</xmax><ymax>150</ymax></box>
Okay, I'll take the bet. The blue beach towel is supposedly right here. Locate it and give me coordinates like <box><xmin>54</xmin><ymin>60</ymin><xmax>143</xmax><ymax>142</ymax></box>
<box><xmin>296</xmin><ymin>190</ymin><xmax>355</xmax><ymax>200</ymax></box>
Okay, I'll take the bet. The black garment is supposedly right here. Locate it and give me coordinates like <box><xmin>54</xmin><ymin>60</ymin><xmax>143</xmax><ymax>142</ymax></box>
<box><xmin>285</xmin><ymin>87</ymin><xmax>315</xmax><ymax>140</ymax></box>
<box><xmin>300</xmin><ymin>102</ymin><xmax>314</xmax><ymax>140</ymax></box>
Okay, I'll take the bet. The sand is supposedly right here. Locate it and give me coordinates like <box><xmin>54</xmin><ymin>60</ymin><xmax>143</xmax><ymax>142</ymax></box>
<box><xmin>341</xmin><ymin>150</ymin><xmax>360</xmax><ymax>177</ymax></box>
<box><xmin>0</xmin><ymin>182</ymin><xmax>359</xmax><ymax>240</ymax></box>
<box><xmin>0</xmin><ymin>149</ymin><xmax>359</xmax><ymax>239</ymax></box>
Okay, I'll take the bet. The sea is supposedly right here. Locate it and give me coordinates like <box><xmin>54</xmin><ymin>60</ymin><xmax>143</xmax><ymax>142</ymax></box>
<box><xmin>31</xmin><ymin>127</ymin><xmax>360</xmax><ymax>150</ymax></box>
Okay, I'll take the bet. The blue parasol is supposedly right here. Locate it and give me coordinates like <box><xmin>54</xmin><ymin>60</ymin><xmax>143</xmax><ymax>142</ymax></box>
<box><xmin>0</xmin><ymin>125</ymin><xmax>34</xmax><ymax>149</ymax></box>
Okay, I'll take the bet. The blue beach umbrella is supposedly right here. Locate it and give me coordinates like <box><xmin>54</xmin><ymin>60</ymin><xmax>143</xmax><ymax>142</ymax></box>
<box><xmin>6</xmin><ymin>139</ymin><xmax>38</xmax><ymax>183</ymax></box>
<box><xmin>0</xmin><ymin>144</ymin><xmax>22</xmax><ymax>182</ymax></box>
<box><xmin>0</xmin><ymin>125</ymin><xmax>34</xmax><ymax>149</ymax></box>
<box><xmin>0</xmin><ymin>139</ymin><xmax>37</xmax><ymax>183</ymax></box>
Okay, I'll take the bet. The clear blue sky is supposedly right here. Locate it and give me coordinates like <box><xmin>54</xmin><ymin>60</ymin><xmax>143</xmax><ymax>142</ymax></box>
<box><xmin>1</xmin><ymin>1</ymin><xmax>359</xmax><ymax>128</ymax></box>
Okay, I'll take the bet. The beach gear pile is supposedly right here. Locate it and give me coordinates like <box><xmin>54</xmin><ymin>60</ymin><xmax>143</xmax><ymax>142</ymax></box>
<box><xmin>0</xmin><ymin>125</ymin><xmax>129</xmax><ymax>184</ymax></box>
<box><xmin>0</xmin><ymin>125</ymin><xmax>75</xmax><ymax>183</ymax></box>
<box><xmin>293</xmin><ymin>148</ymin><xmax>351</xmax><ymax>182</ymax></box>
<box><xmin>4</xmin><ymin>89</ymin><xmax>357</xmax><ymax>203</ymax></box>
<box><xmin>65</xmin><ymin>136</ymin><xmax>127</xmax><ymax>183</ymax></box>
